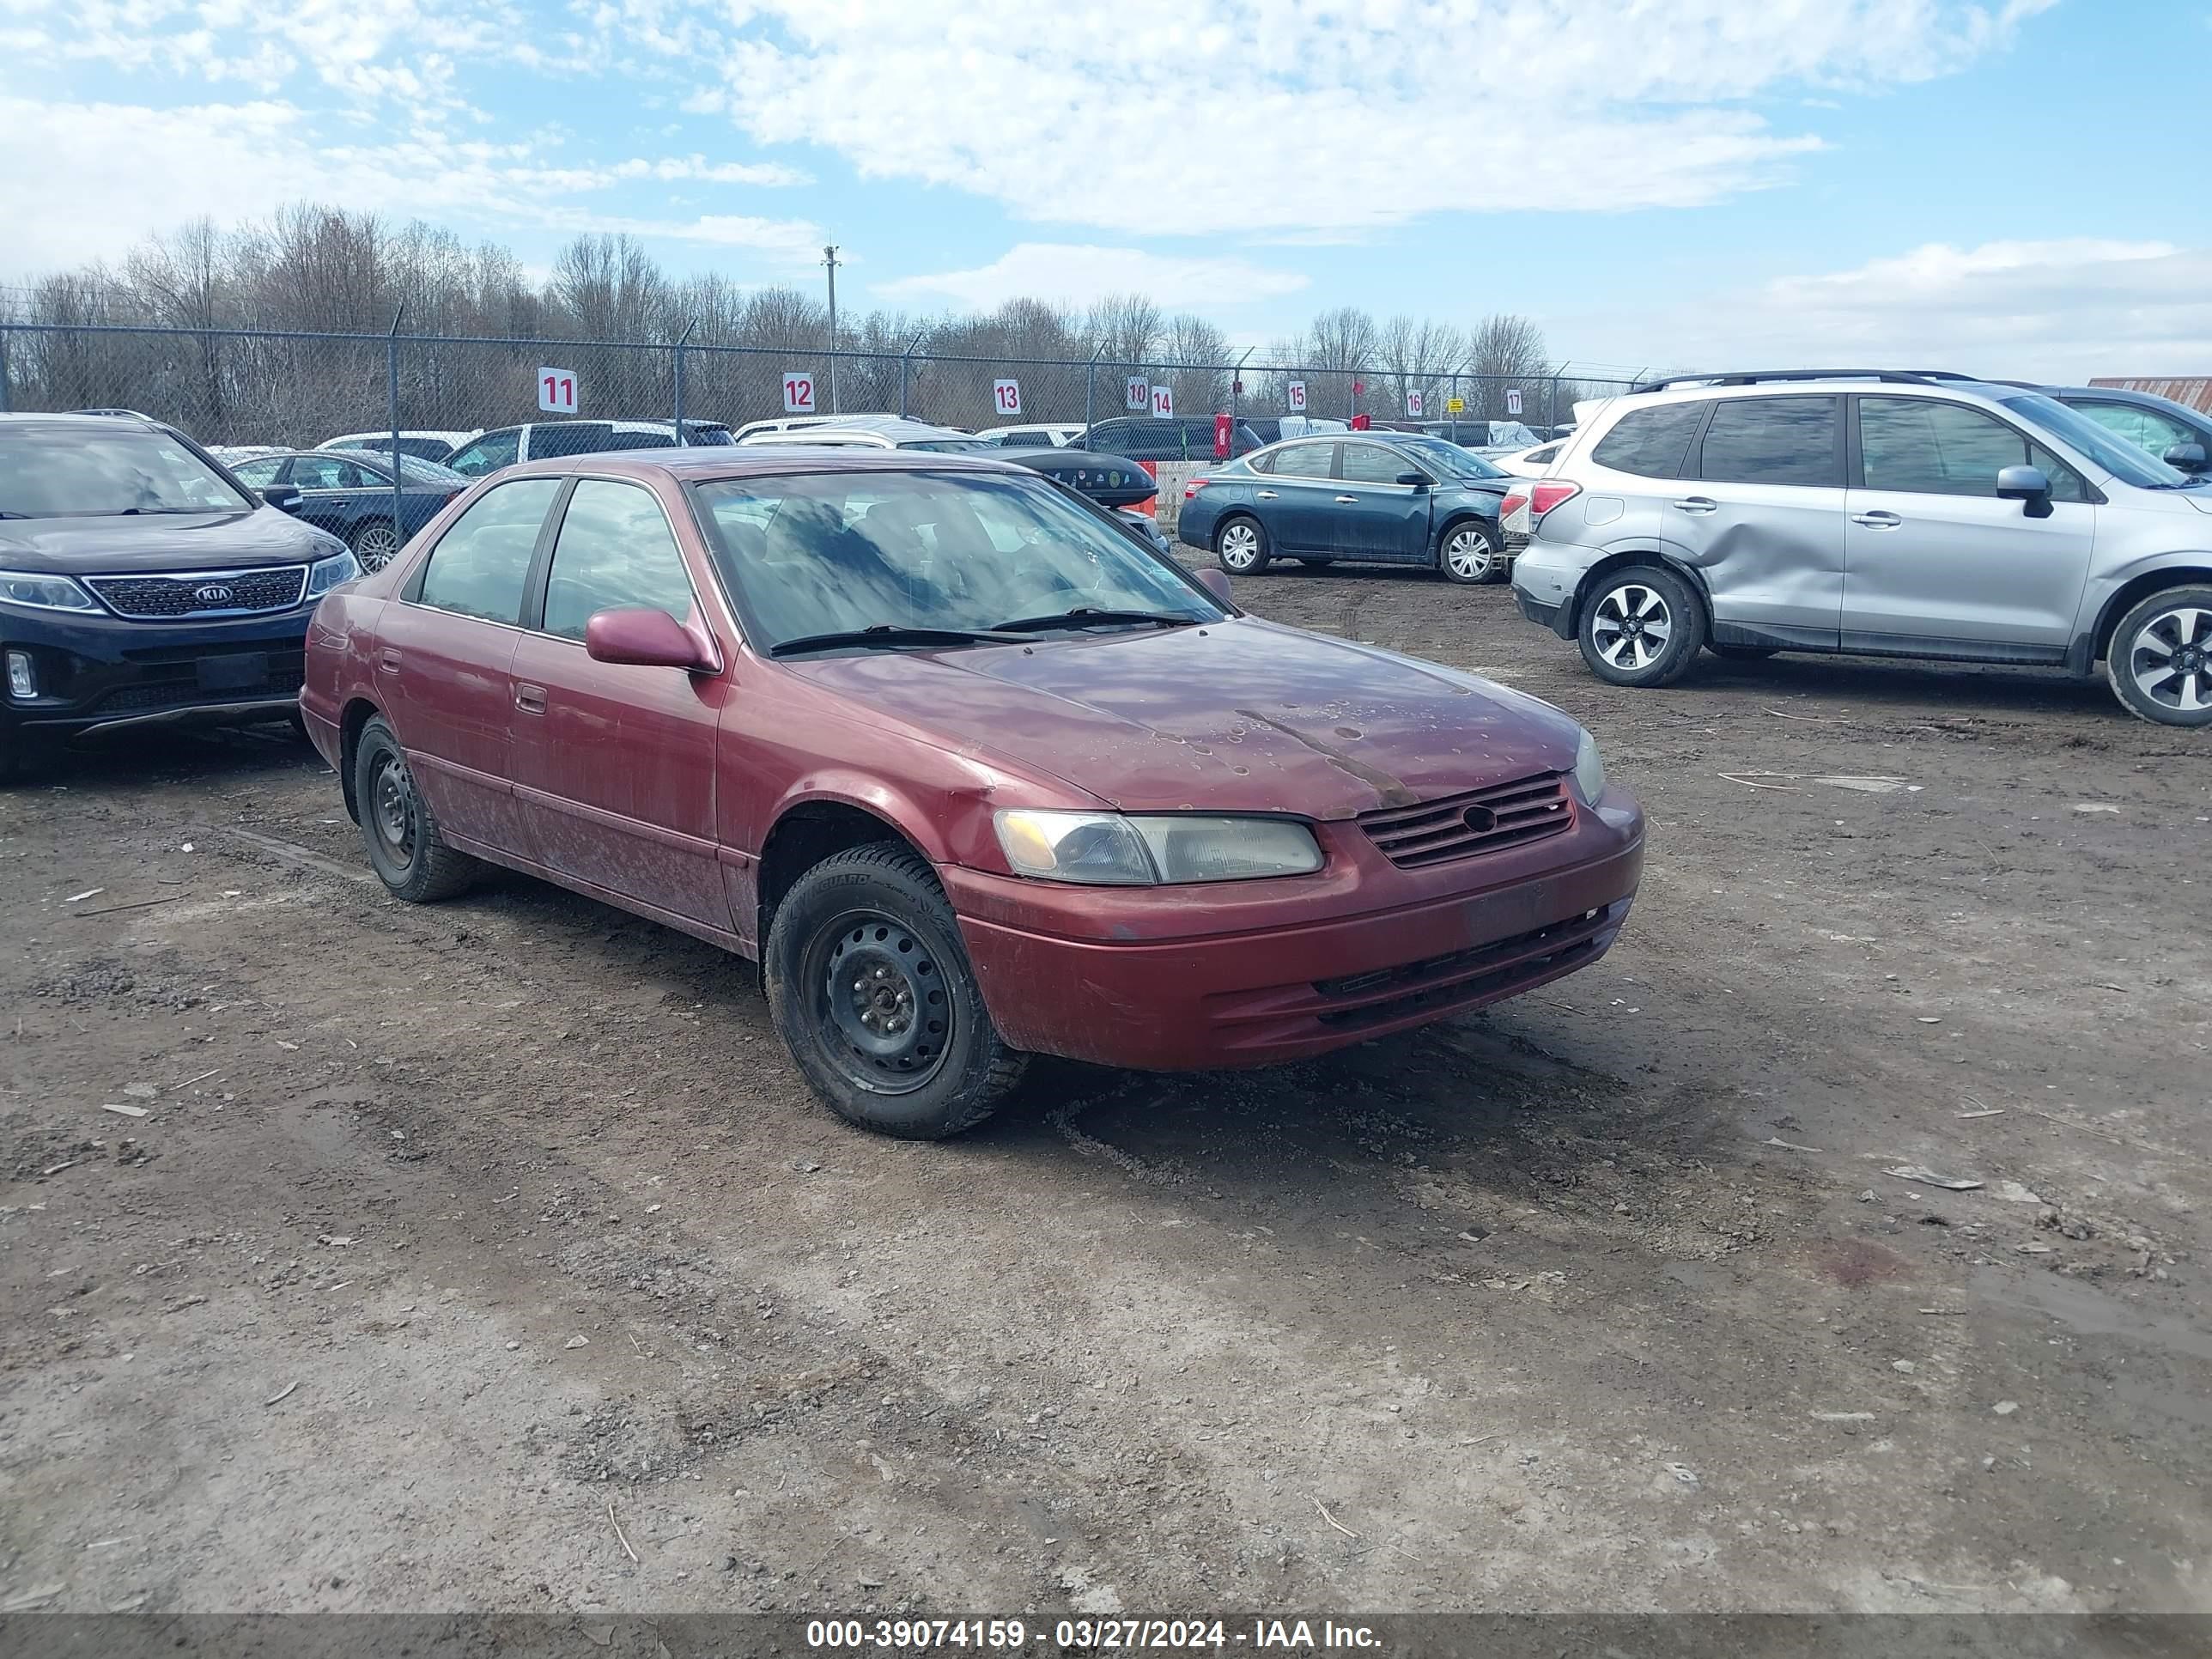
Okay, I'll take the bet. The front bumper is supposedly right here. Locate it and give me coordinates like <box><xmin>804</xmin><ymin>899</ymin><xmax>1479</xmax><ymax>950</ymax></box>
<box><xmin>1</xmin><ymin>604</ymin><xmax>312</xmax><ymax>743</ymax></box>
<box><xmin>944</xmin><ymin>811</ymin><xmax>1644</xmax><ymax>1071</ymax></box>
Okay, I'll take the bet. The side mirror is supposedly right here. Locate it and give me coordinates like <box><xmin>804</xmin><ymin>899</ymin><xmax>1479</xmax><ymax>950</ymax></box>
<box><xmin>1395</xmin><ymin>470</ymin><xmax>1431</xmax><ymax>489</ymax></box>
<box><xmin>584</xmin><ymin>606</ymin><xmax>721</xmax><ymax>673</ymax></box>
<box><xmin>1195</xmin><ymin>568</ymin><xmax>1234</xmax><ymax>606</ymax></box>
<box><xmin>2163</xmin><ymin>442</ymin><xmax>2209</xmax><ymax>474</ymax></box>
<box><xmin>261</xmin><ymin>483</ymin><xmax>305</xmax><ymax>515</ymax></box>
<box><xmin>1995</xmin><ymin>464</ymin><xmax>2053</xmax><ymax>518</ymax></box>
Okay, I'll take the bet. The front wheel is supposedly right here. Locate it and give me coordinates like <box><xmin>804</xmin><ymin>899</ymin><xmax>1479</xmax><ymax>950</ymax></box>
<box><xmin>1439</xmin><ymin>521</ymin><xmax>1503</xmax><ymax>585</ymax></box>
<box><xmin>1214</xmin><ymin>515</ymin><xmax>1269</xmax><ymax>574</ymax></box>
<box><xmin>352</xmin><ymin>716</ymin><xmax>480</xmax><ymax>901</ymax></box>
<box><xmin>764</xmin><ymin>842</ymin><xmax>1028</xmax><ymax>1139</ymax></box>
<box><xmin>2106</xmin><ymin>584</ymin><xmax>2212</xmax><ymax>726</ymax></box>
<box><xmin>351</xmin><ymin>520</ymin><xmax>402</xmax><ymax>573</ymax></box>
<box><xmin>1577</xmin><ymin>566</ymin><xmax>1705</xmax><ymax>687</ymax></box>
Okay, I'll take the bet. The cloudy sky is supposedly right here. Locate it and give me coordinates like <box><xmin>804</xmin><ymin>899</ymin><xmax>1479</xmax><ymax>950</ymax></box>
<box><xmin>1</xmin><ymin>0</ymin><xmax>2205</xmax><ymax>379</ymax></box>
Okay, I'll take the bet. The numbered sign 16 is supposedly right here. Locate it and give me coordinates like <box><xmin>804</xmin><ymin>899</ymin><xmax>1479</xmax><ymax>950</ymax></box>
<box><xmin>782</xmin><ymin>372</ymin><xmax>816</xmax><ymax>415</ymax></box>
<box><xmin>1504</xmin><ymin>387</ymin><xmax>1523</xmax><ymax>416</ymax></box>
<box><xmin>537</xmin><ymin>367</ymin><xmax>578</xmax><ymax>415</ymax></box>
<box><xmin>1405</xmin><ymin>390</ymin><xmax>1425</xmax><ymax>418</ymax></box>
<box><xmin>1285</xmin><ymin>380</ymin><xmax>1307</xmax><ymax>411</ymax></box>
<box><xmin>1125</xmin><ymin>374</ymin><xmax>1149</xmax><ymax>411</ymax></box>
<box><xmin>993</xmin><ymin>379</ymin><xmax>1022</xmax><ymax>416</ymax></box>
<box><xmin>1151</xmin><ymin>384</ymin><xmax>1174</xmax><ymax>418</ymax></box>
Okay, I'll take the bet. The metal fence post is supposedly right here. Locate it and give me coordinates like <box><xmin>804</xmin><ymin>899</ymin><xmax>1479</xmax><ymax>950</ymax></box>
<box><xmin>1085</xmin><ymin>344</ymin><xmax>1103</xmax><ymax>435</ymax></box>
<box><xmin>386</xmin><ymin>306</ymin><xmax>404</xmax><ymax>556</ymax></box>
<box><xmin>672</xmin><ymin>319</ymin><xmax>695</xmax><ymax>442</ymax></box>
<box><xmin>0</xmin><ymin>326</ymin><xmax>11</xmax><ymax>413</ymax></box>
<box><xmin>899</xmin><ymin>331</ymin><xmax>924</xmax><ymax>420</ymax></box>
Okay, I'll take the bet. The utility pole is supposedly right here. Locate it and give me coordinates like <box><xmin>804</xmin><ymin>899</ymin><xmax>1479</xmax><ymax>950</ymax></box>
<box><xmin>822</xmin><ymin>244</ymin><xmax>841</xmax><ymax>414</ymax></box>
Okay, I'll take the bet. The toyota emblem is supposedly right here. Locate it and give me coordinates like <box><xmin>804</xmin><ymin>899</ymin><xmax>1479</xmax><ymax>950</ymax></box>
<box><xmin>193</xmin><ymin>583</ymin><xmax>237</xmax><ymax>605</ymax></box>
<box><xmin>1462</xmin><ymin>804</ymin><xmax>1498</xmax><ymax>834</ymax></box>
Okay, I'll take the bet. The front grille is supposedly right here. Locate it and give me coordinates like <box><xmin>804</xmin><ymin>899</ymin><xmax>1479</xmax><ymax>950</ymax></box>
<box><xmin>90</xmin><ymin>648</ymin><xmax>305</xmax><ymax>714</ymax></box>
<box><xmin>86</xmin><ymin>566</ymin><xmax>307</xmax><ymax>619</ymax></box>
<box><xmin>1310</xmin><ymin>904</ymin><xmax>1620</xmax><ymax>1031</ymax></box>
<box><xmin>1358</xmin><ymin>771</ymin><xmax>1573</xmax><ymax>869</ymax></box>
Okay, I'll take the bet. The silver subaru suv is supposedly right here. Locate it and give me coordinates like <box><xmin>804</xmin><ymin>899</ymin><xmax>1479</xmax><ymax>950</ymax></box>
<box><xmin>1503</xmin><ymin>371</ymin><xmax>2212</xmax><ymax>726</ymax></box>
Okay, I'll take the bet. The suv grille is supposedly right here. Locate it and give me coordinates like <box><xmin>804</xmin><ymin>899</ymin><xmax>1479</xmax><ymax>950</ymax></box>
<box><xmin>1358</xmin><ymin>771</ymin><xmax>1573</xmax><ymax>869</ymax></box>
<box><xmin>86</xmin><ymin>567</ymin><xmax>308</xmax><ymax>619</ymax></box>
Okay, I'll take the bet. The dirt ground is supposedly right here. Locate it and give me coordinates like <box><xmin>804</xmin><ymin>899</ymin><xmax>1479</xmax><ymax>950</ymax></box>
<box><xmin>3</xmin><ymin>564</ymin><xmax>2208</xmax><ymax>1622</ymax></box>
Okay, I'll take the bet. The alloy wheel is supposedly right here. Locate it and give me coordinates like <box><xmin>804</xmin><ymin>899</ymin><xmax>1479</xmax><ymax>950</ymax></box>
<box><xmin>355</xmin><ymin>524</ymin><xmax>401</xmax><ymax>571</ymax></box>
<box><xmin>1590</xmin><ymin>584</ymin><xmax>1673</xmax><ymax>671</ymax></box>
<box><xmin>2129</xmin><ymin>605</ymin><xmax>2212</xmax><ymax>714</ymax></box>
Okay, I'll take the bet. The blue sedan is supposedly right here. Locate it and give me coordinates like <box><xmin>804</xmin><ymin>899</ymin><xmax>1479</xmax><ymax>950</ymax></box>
<box><xmin>1176</xmin><ymin>430</ymin><xmax>1515</xmax><ymax>583</ymax></box>
<box><xmin>224</xmin><ymin>449</ymin><xmax>465</xmax><ymax>572</ymax></box>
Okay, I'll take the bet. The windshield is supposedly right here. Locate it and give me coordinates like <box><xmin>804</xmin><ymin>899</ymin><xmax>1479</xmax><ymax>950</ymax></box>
<box><xmin>2000</xmin><ymin>393</ymin><xmax>2189</xmax><ymax>489</ymax></box>
<box><xmin>0</xmin><ymin>424</ymin><xmax>253</xmax><ymax>518</ymax></box>
<box><xmin>1396</xmin><ymin>434</ymin><xmax>1506</xmax><ymax>480</ymax></box>
<box><xmin>693</xmin><ymin>470</ymin><xmax>1224</xmax><ymax>651</ymax></box>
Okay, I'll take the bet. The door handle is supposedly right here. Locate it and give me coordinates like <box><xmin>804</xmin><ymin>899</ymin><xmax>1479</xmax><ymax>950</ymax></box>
<box><xmin>1255</xmin><ymin>489</ymin><xmax>1278</xmax><ymax>499</ymax></box>
<box><xmin>1850</xmin><ymin>510</ymin><xmax>1902</xmax><ymax>529</ymax></box>
<box><xmin>1670</xmin><ymin>496</ymin><xmax>1718</xmax><ymax>515</ymax></box>
<box><xmin>514</xmin><ymin>683</ymin><xmax>546</xmax><ymax>715</ymax></box>
<box><xmin>1334</xmin><ymin>494</ymin><xmax>1358</xmax><ymax>503</ymax></box>
<box><xmin>377</xmin><ymin>649</ymin><xmax>401</xmax><ymax>675</ymax></box>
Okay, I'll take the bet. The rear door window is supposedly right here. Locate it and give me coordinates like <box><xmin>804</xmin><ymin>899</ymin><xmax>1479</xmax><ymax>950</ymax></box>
<box><xmin>1695</xmin><ymin>396</ymin><xmax>1841</xmax><ymax>487</ymax></box>
<box><xmin>414</xmin><ymin>477</ymin><xmax>562</xmax><ymax>624</ymax></box>
<box><xmin>1589</xmin><ymin>402</ymin><xmax>1706</xmax><ymax>478</ymax></box>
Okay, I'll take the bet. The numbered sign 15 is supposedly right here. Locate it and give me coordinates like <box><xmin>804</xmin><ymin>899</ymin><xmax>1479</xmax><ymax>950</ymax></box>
<box><xmin>1151</xmin><ymin>384</ymin><xmax>1174</xmax><ymax>418</ymax></box>
<box><xmin>1504</xmin><ymin>387</ymin><xmax>1523</xmax><ymax>416</ymax></box>
<box><xmin>782</xmin><ymin>372</ymin><xmax>816</xmax><ymax>415</ymax></box>
<box><xmin>537</xmin><ymin>367</ymin><xmax>578</xmax><ymax>415</ymax></box>
<box><xmin>993</xmin><ymin>379</ymin><xmax>1022</xmax><ymax>416</ymax></box>
<box><xmin>1285</xmin><ymin>380</ymin><xmax>1306</xmax><ymax>411</ymax></box>
<box><xmin>1405</xmin><ymin>390</ymin><xmax>1424</xmax><ymax>418</ymax></box>
<box><xmin>1125</xmin><ymin>375</ymin><xmax>1149</xmax><ymax>411</ymax></box>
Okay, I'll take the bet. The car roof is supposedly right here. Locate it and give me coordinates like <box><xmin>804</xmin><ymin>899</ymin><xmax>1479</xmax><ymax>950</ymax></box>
<box><xmin>0</xmin><ymin>411</ymin><xmax>168</xmax><ymax>430</ymax></box>
<box><xmin>502</xmin><ymin>447</ymin><xmax>1033</xmax><ymax>483</ymax></box>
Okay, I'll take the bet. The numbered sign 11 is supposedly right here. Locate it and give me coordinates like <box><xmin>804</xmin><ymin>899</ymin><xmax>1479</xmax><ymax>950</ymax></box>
<box><xmin>993</xmin><ymin>379</ymin><xmax>1022</xmax><ymax>416</ymax></box>
<box><xmin>1151</xmin><ymin>384</ymin><xmax>1174</xmax><ymax>417</ymax></box>
<box><xmin>1125</xmin><ymin>374</ymin><xmax>1149</xmax><ymax>410</ymax></box>
<box><xmin>782</xmin><ymin>372</ymin><xmax>816</xmax><ymax>415</ymax></box>
<box><xmin>1285</xmin><ymin>380</ymin><xmax>1307</xmax><ymax>411</ymax></box>
<box><xmin>1405</xmin><ymin>390</ymin><xmax>1425</xmax><ymax>418</ymax></box>
<box><xmin>538</xmin><ymin>367</ymin><xmax>578</xmax><ymax>415</ymax></box>
<box><xmin>1504</xmin><ymin>387</ymin><xmax>1523</xmax><ymax>416</ymax></box>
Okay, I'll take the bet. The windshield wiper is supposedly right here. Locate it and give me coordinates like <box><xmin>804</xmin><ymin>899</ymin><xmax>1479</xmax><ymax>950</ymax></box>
<box><xmin>989</xmin><ymin>607</ymin><xmax>1200</xmax><ymax>633</ymax></box>
<box><xmin>769</xmin><ymin>623</ymin><xmax>1011</xmax><ymax>658</ymax></box>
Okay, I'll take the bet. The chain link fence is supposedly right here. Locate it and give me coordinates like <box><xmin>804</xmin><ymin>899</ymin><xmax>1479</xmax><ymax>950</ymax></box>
<box><xmin>0</xmin><ymin>321</ymin><xmax>1638</xmax><ymax>454</ymax></box>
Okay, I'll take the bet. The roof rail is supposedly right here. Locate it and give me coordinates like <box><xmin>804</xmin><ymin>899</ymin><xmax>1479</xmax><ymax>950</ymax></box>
<box><xmin>1628</xmin><ymin>369</ymin><xmax>1968</xmax><ymax>394</ymax></box>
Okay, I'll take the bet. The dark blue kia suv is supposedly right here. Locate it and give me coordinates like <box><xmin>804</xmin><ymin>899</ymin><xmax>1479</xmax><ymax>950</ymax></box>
<box><xmin>0</xmin><ymin>413</ymin><xmax>359</xmax><ymax>778</ymax></box>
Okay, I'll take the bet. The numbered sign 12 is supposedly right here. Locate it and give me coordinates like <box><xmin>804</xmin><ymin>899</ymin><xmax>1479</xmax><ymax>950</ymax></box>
<box><xmin>1125</xmin><ymin>374</ymin><xmax>1149</xmax><ymax>411</ymax></box>
<box><xmin>1504</xmin><ymin>387</ymin><xmax>1523</xmax><ymax>416</ymax></box>
<box><xmin>537</xmin><ymin>367</ymin><xmax>578</xmax><ymax>415</ymax></box>
<box><xmin>1405</xmin><ymin>390</ymin><xmax>1425</xmax><ymax>418</ymax></box>
<box><xmin>993</xmin><ymin>379</ymin><xmax>1022</xmax><ymax>416</ymax></box>
<box><xmin>1285</xmin><ymin>380</ymin><xmax>1307</xmax><ymax>411</ymax></box>
<box><xmin>782</xmin><ymin>372</ymin><xmax>816</xmax><ymax>415</ymax></box>
<box><xmin>1151</xmin><ymin>384</ymin><xmax>1174</xmax><ymax>418</ymax></box>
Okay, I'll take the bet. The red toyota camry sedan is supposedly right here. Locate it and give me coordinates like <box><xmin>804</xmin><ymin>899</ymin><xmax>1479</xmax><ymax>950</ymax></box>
<box><xmin>301</xmin><ymin>448</ymin><xmax>1644</xmax><ymax>1138</ymax></box>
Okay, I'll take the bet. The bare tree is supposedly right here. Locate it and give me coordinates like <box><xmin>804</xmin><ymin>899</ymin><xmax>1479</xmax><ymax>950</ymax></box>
<box><xmin>1376</xmin><ymin>314</ymin><xmax>1466</xmax><ymax>422</ymax></box>
<box><xmin>1465</xmin><ymin>313</ymin><xmax>1550</xmax><ymax>421</ymax></box>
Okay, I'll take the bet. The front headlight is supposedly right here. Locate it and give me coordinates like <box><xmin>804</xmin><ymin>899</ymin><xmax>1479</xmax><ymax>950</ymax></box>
<box><xmin>0</xmin><ymin>569</ymin><xmax>102</xmax><ymax>614</ymax></box>
<box><xmin>305</xmin><ymin>549</ymin><xmax>361</xmax><ymax>597</ymax></box>
<box><xmin>994</xmin><ymin>809</ymin><xmax>1323</xmax><ymax>885</ymax></box>
<box><xmin>1573</xmin><ymin>728</ymin><xmax>1607</xmax><ymax>805</ymax></box>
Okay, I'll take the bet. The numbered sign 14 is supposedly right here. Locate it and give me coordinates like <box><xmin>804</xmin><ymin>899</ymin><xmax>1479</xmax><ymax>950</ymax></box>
<box><xmin>1405</xmin><ymin>390</ymin><xmax>1425</xmax><ymax>418</ymax></box>
<box><xmin>1285</xmin><ymin>380</ymin><xmax>1306</xmax><ymax>411</ymax></box>
<box><xmin>782</xmin><ymin>372</ymin><xmax>816</xmax><ymax>415</ymax></box>
<box><xmin>1151</xmin><ymin>384</ymin><xmax>1174</xmax><ymax>418</ymax></box>
<box><xmin>537</xmin><ymin>367</ymin><xmax>578</xmax><ymax>415</ymax></box>
<box><xmin>993</xmin><ymin>379</ymin><xmax>1022</xmax><ymax>416</ymax></box>
<box><xmin>1125</xmin><ymin>374</ymin><xmax>1149</xmax><ymax>410</ymax></box>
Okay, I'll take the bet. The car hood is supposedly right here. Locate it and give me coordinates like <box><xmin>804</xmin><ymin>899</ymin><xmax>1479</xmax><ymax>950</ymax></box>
<box><xmin>0</xmin><ymin>507</ymin><xmax>338</xmax><ymax>574</ymax></box>
<box><xmin>783</xmin><ymin>616</ymin><xmax>1583</xmax><ymax>817</ymax></box>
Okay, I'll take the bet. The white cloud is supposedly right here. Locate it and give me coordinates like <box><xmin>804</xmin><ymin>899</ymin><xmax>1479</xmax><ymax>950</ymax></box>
<box><xmin>662</xmin><ymin>0</ymin><xmax>2057</xmax><ymax>235</ymax></box>
<box><xmin>1567</xmin><ymin>240</ymin><xmax>2212</xmax><ymax>383</ymax></box>
<box><xmin>878</xmin><ymin>244</ymin><xmax>1307</xmax><ymax>311</ymax></box>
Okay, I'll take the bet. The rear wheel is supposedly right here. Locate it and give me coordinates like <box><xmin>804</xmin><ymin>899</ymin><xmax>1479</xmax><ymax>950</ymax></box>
<box><xmin>350</xmin><ymin>520</ymin><xmax>402</xmax><ymax>572</ymax></box>
<box><xmin>765</xmin><ymin>842</ymin><xmax>1028</xmax><ymax>1139</ymax></box>
<box><xmin>352</xmin><ymin>716</ymin><xmax>480</xmax><ymax>900</ymax></box>
<box><xmin>1439</xmin><ymin>521</ymin><xmax>1503</xmax><ymax>584</ymax></box>
<box><xmin>2106</xmin><ymin>584</ymin><xmax>2212</xmax><ymax>726</ymax></box>
<box><xmin>1214</xmin><ymin>515</ymin><xmax>1269</xmax><ymax>574</ymax></box>
<box><xmin>1577</xmin><ymin>566</ymin><xmax>1705</xmax><ymax>687</ymax></box>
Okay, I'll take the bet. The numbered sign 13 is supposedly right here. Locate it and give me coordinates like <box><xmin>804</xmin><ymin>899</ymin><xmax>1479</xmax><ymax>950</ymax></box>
<box><xmin>993</xmin><ymin>379</ymin><xmax>1022</xmax><ymax>416</ymax></box>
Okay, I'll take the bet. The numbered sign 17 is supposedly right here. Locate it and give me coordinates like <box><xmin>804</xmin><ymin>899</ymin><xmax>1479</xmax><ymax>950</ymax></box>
<box><xmin>1285</xmin><ymin>380</ymin><xmax>1306</xmax><ymax>411</ymax></box>
<box><xmin>993</xmin><ymin>379</ymin><xmax>1022</xmax><ymax>416</ymax></box>
<box><xmin>1151</xmin><ymin>384</ymin><xmax>1174</xmax><ymax>418</ymax></box>
<box><xmin>1125</xmin><ymin>375</ymin><xmax>1149</xmax><ymax>411</ymax></box>
<box><xmin>1504</xmin><ymin>387</ymin><xmax>1523</xmax><ymax>416</ymax></box>
<box><xmin>1405</xmin><ymin>390</ymin><xmax>1425</xmax><ymax>418</ymax></box>
<box><xmin>537</xmin><ymin>367</ymin><xmax>578</xmax><ymax>415</ymax></box>
<box><xmin>782</xmin><ymin>372</ymin><xmax>816</xmax><ymax>415</ymax></box>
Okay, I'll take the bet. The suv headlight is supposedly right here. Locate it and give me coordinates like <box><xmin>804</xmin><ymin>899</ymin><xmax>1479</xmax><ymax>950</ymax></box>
<box><xmin>0</xmin><ymin>570</ymin><xmax>103</xmax><ymax>614</ymax></box>
<box><xmin>994</xmin><ymin>809</ymin><xmax>1322</xmax><ymax>885</ymax></box>
<box><xmin>305</xmin><ymin>549</ymin><xmax>361</xmax><ymax>597</ymax></box>
<box><xmin>1573</xmin><ymin>728</ymin><xmax>1607</xmax><ymax>805</ymax></box>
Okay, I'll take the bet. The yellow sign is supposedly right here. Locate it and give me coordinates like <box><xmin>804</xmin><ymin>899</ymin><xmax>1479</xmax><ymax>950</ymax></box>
<box><xmin>1444</xmin><ymin>397</ymin><xmax>1465</xmax><ymax>413</ymax></box>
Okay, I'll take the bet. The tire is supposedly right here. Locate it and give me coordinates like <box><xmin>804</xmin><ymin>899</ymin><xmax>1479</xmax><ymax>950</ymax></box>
<box><xmin>764</xmin><ymin>842</ymin><xmax>1028</xmax><ymax>1139</ymax></box>
<box><xmin>1706</xmin><ymin>643</ymin><xmax>1779</xmax><ymax>661</ymax></box>
<box><xmin>1577</xmin><ymin>565</ymin><xmax>1705</xmax><ymax>687</ymax></box>
<box><xmin>2106</xmin><ymin>583</ymin><xmax>2212</xmax><ymax>726</ymax></box>
<box><xmin>1214</xmin><ymin>515</ymin><xmax>1270</xmax><ymax>574</ymax></box>
<box><xmin>1439</xmin><ymin>520</ymin><xmax>1504</xmax><ymax>585</ymax></box>
<box><xmin>352</xmin><ymin>716</ymin><xmax>480</xmax><ymax>901</ymax></box>
<box><xmin>350</xmin><ymin>519</ymin><xmax>403</xmax><ymax>573</ymax></box>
